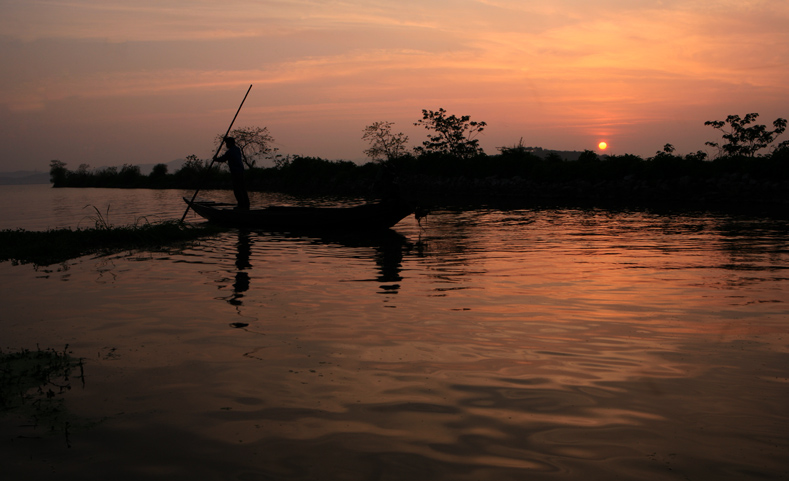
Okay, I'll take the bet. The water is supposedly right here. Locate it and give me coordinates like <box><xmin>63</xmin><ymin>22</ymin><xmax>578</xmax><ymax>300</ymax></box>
<box><xmin>1</xmin><ymin>185</ymin><xmax>788</xmax><ymax>480</ymax></box>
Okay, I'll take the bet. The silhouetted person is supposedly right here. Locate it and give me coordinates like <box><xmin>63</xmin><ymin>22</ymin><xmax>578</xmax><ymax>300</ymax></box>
<box><xmin>216</xmin><ymin>136</ymin><xmax>250</xmax><ymax>210</ymax></box>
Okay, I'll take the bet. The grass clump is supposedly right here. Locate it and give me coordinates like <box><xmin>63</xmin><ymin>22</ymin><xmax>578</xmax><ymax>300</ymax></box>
<box><xmin>0</xmin><ymin>346</ymin><xmax>85</xmax><ymax>445</ymax></box>
<box><xmin>0</xmin><ymin>220</ymin><xmax>224</xmax><ymax>266</ymax></box>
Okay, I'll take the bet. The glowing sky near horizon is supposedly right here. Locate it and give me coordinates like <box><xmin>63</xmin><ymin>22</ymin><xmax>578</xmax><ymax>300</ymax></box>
<box><xmin>1</xmin><ymin>0</ymin><xmax>787</xmax><ymax>171</ymax></box>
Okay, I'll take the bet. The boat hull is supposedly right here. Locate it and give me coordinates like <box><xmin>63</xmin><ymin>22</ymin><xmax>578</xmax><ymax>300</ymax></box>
<box><xmin>184</xmin><ymin>198</ymin><xmax>413</xmax><ymax>230</ymax></box>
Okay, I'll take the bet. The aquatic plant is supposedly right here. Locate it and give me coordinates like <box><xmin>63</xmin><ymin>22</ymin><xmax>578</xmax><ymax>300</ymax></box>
<box><xmin>86</xmin><ymin>204</ymin><xmax>114</xmax><ymax>230</ymax></box>
<box><xmin>0</xmin><ymin>346</ymin><xmax>85</xmax><ymax>445</ymax></box>
<box><xmin>0</xmin><ymin>221</ymin><xmax>224</xmax><ymax>266</ymax></box>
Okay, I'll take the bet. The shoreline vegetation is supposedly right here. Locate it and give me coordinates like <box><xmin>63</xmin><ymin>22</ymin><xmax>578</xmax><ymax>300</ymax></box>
<box><xmin>0</xmin><ymin>221</ymin><xmax>224</xmax><ymax>266</ymax></box>
<box><xmin>49</xmin><ymin>147</ymin><xmax>789</xmax><ymax>210</ymax></box>
<box><xmin>47</xmin><ymin>111</ymin><xmax>788</xmax><ymax>212</ymax></box>
<box><xmin>0</xmin><ymin>346</ymin><xmax>86</xmax><ymax>446</ymax></box>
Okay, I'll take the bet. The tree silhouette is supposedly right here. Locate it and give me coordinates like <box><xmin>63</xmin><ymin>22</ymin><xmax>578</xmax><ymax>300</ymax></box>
<box><xmin>215</xmin><ymin>126</ymin><xmax>277</xmax><ymax>168</ymax></box>
<box><xmin>49</xmin><ymin>160</ymin><xmax>68</xmax><ymax>186</ymax></box>
<box><xmin>362</xmin><ymin>121</ymin><xmax>409</xmax><ymax>162</ymax></box>
<box><xmin>414</xmin><ymin>108</ymin><xmax>487</xmax><ymax>159</ymax></box>
<box><xmin>705</xmin><ymin>113</ymin><xmax>787</xmax><ymax>157</ymax></box>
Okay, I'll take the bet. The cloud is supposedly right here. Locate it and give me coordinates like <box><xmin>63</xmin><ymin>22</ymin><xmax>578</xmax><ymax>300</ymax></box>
<box><xmin>0</xmin><ymin>0</ymin><xmax>787</xmax><ymax>170</ymax></box>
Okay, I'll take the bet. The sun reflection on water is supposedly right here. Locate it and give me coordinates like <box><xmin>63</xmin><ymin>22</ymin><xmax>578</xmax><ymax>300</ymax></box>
<box><xmin>1</xmin><ymin>204</ymin><xmax>788</xmax><ymax>479</ymax></box>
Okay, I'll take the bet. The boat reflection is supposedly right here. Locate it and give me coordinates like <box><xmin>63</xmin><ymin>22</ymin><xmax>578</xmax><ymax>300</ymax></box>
<box><xmin>220</xmin><ymin>228</ymin><xmax>411</xmax><ymax>307</ymax></box>
<box><xmin>314</xmin><ymin>229</ymin><xmax>407</xmax><ymax>288</ymax></box>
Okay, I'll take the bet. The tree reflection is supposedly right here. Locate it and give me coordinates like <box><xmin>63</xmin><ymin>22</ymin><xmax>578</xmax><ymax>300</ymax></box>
<box><xmin>220</xmin><ymin>228</ymin><xmax>410</xmax><ymax>308</ymax></box>
<box><xmin>310</xmin><ymin>229</ymin><xmax>408</xmax><ymax>294</ymax></box>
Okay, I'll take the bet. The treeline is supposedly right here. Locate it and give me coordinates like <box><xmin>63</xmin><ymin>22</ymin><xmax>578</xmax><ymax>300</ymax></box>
<box><xmin>49</xmin><ymin>111</ymin><xmax>789</xmax><ymax>208</ymax></box>
<box><xmin>49</xmin><ymin>156</ymin><xmax>376</xmax><ymax>194</ymax></box>
<box><xmin>49</xmin><ymin>147</ymin><xmax>789</xmax><ymax>206</ymax></box>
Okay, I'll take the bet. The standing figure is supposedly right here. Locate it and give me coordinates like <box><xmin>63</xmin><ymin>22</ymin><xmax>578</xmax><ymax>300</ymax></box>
<box><xmin>216</xmin><ymin>136</ymin><xmax>250</xmax><ymax>210</ymax></box>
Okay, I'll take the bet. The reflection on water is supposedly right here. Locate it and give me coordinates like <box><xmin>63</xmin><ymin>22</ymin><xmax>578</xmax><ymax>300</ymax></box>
<box><xmin>217</xmin><ymin>229</ymin><xmax>412</xmax><ymax>312</ymax></box>
<box><xmin>0</xmin><ymin>187</ymin><xmax>788</xmax><ymax>480</ymax></box>
<box><xmin>227</xmin><ymin>230</ymin><xmax>252</xmax><ymax>306</ymax></box>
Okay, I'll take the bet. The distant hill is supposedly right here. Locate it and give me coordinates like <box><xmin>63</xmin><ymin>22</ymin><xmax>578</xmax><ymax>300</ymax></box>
<box><xmin>525</xmin><ymin>147</ymin><xmax>585</xmax><ymax>161</ymax></box>
<box><xmin>0</xmin><ymin>171</ymin><xmax>50</xmax><ymax>185</ymax></box>
<box><xmin>0</xmin><ymin>158</ymin><xmax>188</xmax><ymax>186</ymax></box>
<box><xmin>136</xmin><ymin>158</ymin><xmax>186</xmax><ymax>175</ymax></box>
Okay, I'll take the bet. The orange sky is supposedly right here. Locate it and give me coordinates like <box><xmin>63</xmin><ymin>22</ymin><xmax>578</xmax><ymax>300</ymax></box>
<box><xmin>1</xmin><ymin>0</ymin><xmax>787</xmax><ymax>171</ymax></box>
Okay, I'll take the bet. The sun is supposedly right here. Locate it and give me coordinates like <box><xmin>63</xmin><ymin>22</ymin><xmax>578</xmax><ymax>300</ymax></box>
<box><xmin>598</xmin><ymin>141</ymin><xmax>608</xmax><ymax>150</ymax></box>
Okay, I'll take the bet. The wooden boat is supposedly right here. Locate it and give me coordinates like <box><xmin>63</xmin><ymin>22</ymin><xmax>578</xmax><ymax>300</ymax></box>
<box><xmin>183</xmin><ymin>197</ymin><xmax>414</xmax><ymax>230</ymax></box>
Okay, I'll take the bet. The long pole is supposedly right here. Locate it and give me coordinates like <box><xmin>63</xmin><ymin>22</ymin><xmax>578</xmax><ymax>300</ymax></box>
<box><xmin>181</xmin><ymin>84</ymin><xmax>253</xmax><ymax>223</ymax></box>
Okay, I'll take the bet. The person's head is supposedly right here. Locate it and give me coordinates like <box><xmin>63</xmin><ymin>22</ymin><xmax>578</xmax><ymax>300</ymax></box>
<box><xmin>224</xmin><ymin>137</ymin><xmax>236</xmax><ymax>147</ymax></box>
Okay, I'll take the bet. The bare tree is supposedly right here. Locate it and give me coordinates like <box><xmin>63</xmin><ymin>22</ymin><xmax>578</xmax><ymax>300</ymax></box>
<box><xmin>362</xmin><ymin>121</ymin><xmax>409</xmax><ymax>162</ymax></box>
<box><xmin>216</xmin><ymin>126</ymin><xmax>277</xmax><ymax>167</ymax></box>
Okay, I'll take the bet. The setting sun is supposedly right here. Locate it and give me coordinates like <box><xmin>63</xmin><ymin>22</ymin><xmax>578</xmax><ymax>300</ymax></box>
<box><xmin>0</xmin><ymin>0</ymin><xmax>786</xmax><ymax>172</ymax></box>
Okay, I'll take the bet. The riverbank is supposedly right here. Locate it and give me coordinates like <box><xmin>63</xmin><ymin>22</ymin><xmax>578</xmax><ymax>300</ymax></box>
<box><xmin>0</xmin><ymin>221</ymin><xmax>224</xmax><ymax>266</ymax></box>
<box><xmin>48</xmin><ymin>151</ymin><xmax>789</xmax><ymax>211</ymax></box>
<box><xmin>398</xmin><ymin>172</ymin><xmax>789</xmax><ymax>211</ymax></box>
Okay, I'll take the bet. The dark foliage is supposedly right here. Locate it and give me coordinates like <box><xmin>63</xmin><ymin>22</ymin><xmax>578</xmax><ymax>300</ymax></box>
<box><xmin>0</xmin><ymin>222</ymin><xmax>224</xmax><ymax>266</ymax></box>
<box><xmin>705</xmin><ymin>113</ymin><xmax>787</xmax><ymax>157</ymax></box>
<box><xmin>215</xmin><ymin>126</ymin><xmax>277</xmax><ymax>168</ymax></box>
<box><xmin>413</xmin><ymin>108</ymin><xmax>487</xmax><ymax>159</ymax></box>
<box><xmin>48</xmin><ymin>113</ymin><xmax>788</xmax><ymax>208</ymax></box>
<box><xmin>0</xmin><ymin>346</ymin><xmax>85</xmax><ymax>444</ymax></box>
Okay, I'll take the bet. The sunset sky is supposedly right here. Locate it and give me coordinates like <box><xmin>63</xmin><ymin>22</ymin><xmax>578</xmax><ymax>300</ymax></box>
<box><xmin>1</xmin><ymin>0</ymin><xmax>787</xmax><ymax>172</ymax></box>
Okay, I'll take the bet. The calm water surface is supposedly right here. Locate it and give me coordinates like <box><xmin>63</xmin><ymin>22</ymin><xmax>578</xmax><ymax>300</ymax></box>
<box><xmin>1</xmin><ymin>185</ymin><xmax>787</xmax><ymax>480</ymax></box>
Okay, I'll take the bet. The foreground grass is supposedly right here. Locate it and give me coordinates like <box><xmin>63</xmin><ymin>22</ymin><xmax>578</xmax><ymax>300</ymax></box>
<box><xmin>0</xmin><ymin>346</ymin><xmax>87</xmax><ymax>445</ymax></box>
<box><xmin>0</xmin><ymin>221</ymin><xmax>225</xmax><ymax>266</ymax></box>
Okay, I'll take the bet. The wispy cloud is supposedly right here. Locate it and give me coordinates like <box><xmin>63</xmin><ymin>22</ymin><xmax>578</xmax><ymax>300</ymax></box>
<box><xmin>0</xmin><ymin>0</ymin><xmax>787</xmax><ymax>168</ymax></box>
